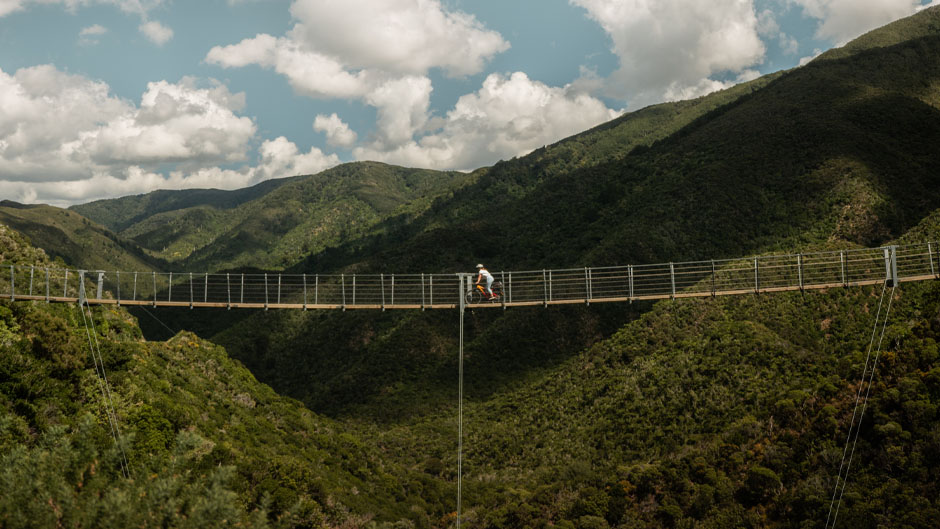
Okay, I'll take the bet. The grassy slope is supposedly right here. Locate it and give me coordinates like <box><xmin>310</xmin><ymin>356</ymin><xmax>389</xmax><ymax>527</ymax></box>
<box><xmin>70</xmin><ymin>177</ymin><xmax>294</xmax><ymax>233</ymax></box>
<box><xmin>73</xmin><ymin>162</ymin><xmax>472</xmax><ymax>271</ymax></box>
<box><xmin>0</xmin><ymin>201</ymin><xmax>163</xmax><ymax>272</ymax></box>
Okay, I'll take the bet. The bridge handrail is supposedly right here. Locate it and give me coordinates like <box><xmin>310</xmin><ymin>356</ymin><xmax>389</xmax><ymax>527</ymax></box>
<box><xmin>1</xmin><ymin>242</ymin><xmax>937</xmax><ymax>309</ymax></box>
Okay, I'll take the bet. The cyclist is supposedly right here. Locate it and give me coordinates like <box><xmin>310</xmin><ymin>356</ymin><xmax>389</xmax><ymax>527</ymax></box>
<box><xmin>475</xmin><ymin>263</ymin><xmax>496</xmax><ymax>298</ymax></box>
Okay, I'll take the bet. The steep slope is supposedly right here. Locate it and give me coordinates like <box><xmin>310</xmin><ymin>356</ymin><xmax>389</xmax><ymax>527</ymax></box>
<box><xmin>185</xmin><ymin>7</ymin><xmax>940</xmax><ymax>426</ymax></box>
<box><xmin>0</xmin><ymin>225</ymin><xmax>452</xmax><ymax>527</ymax></box>
<box><xmin>70</xmin><ymin>177</ymin><xmax>293</xmax><ymax>233</ymax></box>
<box><xmin>379</xmin><ymin>220</ymin><xmax>940</xmax><ymax>527</ymax></box>
<box><xmin>71</xmin><ymin>162</ymin><xmax>471</xmax><ymax>271</ymax></box>
<box><xmin>0</xmin><ymin>201</ymin><xmax>163</xmax><ymax>271</ymax></box>
<box><xmin>309</xmin><ymin>6</ymin><xmax>940</xmax><ymax>275</ymax></box>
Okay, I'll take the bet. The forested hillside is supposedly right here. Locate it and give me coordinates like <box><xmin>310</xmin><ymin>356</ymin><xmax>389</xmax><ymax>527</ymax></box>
<box><xmin>72</xmin><ymin>162</ymin><xmax>471</xmax><ymax>270</ymax></box>
<box><xmin>2</xmin><ymin>6</ymin><xmax>940</xmax><ymax>529</ymax></box>
<box><xmin>0</xmin><ymin>225</ymin><xmax>452</xmax><ymax>527</ymax></box>
<box><xmin>0</xmin><ymin>201</ymin><xmax>162</xmax><ymax>272</ymax></box>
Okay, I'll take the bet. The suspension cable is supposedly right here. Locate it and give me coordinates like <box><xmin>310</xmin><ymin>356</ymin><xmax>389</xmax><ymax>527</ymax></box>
<box><xmin>78</xmin><ymin>301</ymin><xmax>131</xmax><ymax>478</ymax></box>
<box><xmin>825</xmin><ymin>282</ymin><xmax>896</xmax><ymax>528</ymax></box>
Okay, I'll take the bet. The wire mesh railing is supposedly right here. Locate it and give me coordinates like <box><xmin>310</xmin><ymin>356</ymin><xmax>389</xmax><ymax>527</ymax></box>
<box><xmin>1</xmin><ymin>242</ymin><xmax>937</xmax><ymax>309</ymax></box>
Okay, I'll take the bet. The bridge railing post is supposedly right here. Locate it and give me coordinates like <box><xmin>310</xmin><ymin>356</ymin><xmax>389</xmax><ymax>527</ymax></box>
<box><xmin>277</xmin><ymin>274</ymin><xmax>282</xmax><ymax>305</ymax></box>
<box><xmin>508</xmin><ymin>272</ymin><xmax>512</xmax><ymax>304</ymax></box>
<box><xmin>840</xmin><ymin>250</ymin><xmax>846</xmax><ymax>286</ymax></box>
<box><xmin>929</xmin><ymin>242</ymin><xmax>936</xmax><ymax>278</ymax></box>
<box><xmin>421</xmin><ymin>273</ymin><xmax>426</xmax><ymax>310</ymax></box>
<box><xmin>190</xmin><ymin>272</ymin><xmax>194</xmax><ymax>309</ymax></box>
<box><xmin>29</xmin><ymin>266</ymin><xmax>34</xmax><ymax>297</ymax></box>
<box><xmin>798</xmin><ymin>254</ymin><xmax>804</xmax><ymax>292</ymax></box>
<box><xmin>710</xmin><ymin>260</ymin><xmax>716</xmax><ymax>296</ymax></box>
<box><xmin>381</xmin><ymin>273</ymin><xmax>386</xmax><ymax>311</ymax></box>
<box><xmin>628</xmin><ymin>265</ymin><xmax>634</xmax><ymax>302</ymax></box>
<box><xmin>670</xmin><ymin>262</ymin><xmax>676</xmax><ymax>299</ymax></box>
<box><xmin>226</xmin><ymin>273</ymin><xmax>231</xmax><ymax>309</ymax></box>
<box><xmin>168</xmin><ymin>272</ymin><xmax>173</xmax><ymax>303</ymax></box>
<box><xmin>240</xmin><ymin>274</ymin><xmax>244</xmax><ymax>305</ymax></box>
<box><xmin>885</xmin><ymin>245</ymin><xmax>898</xmax><ymax>287</ymax></box>
<box><xmin>45</xmin><ymin>267</ymin><xmax>50</xmax><ymax>302</ymax></box>
<box><xmin>116</xmin><ymin>271</ymin><xmax>120</xmax><ymax>305</ymax></box>
<box><xmin>152</xmin><ymin>272</ymin><xmax>156</xmax><ymax>308</ymax></box>
<box><xmin>754</xmin><ymin>257</ymin><xmax>759</xmax><ymax>294</ymax></box>
<box><xmin>204</xmin><ymin>273</ymin><xmax>209</xmax><ymax>304</ymax></box>
<box><xmin>132</xmin><ymin>271</ymin><xmax>137</xmax><ymax>301</ymax></box>
<box><xmin>9</xmin><ymin>265</ymin><xmax>14</xmax><ymax>301</ymax></box>
<box><xmin>303</xmin><ymin>274</ymin><xmax>308</xmax><ymax>310</ymax></box>
<box><xmin>542</xmin><ymin>269</ymin><xmax>548</xmax><ymax>307</ymax></box>
<box><xmin>264</xmin><ymin>273</ymin><xmax>269</xmax><ymax>310</ymax></box>
<box><xmin>342</xmin><ymin>274</ymin><xmax>346</xmax><ymax>310</ymax></box>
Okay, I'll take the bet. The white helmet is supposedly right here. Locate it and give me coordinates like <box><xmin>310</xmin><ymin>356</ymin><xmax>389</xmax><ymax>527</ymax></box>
<box><xmin>476</xmin><ymin>263</ymin><xmax>484</xmax><ymax>269</ymax></box>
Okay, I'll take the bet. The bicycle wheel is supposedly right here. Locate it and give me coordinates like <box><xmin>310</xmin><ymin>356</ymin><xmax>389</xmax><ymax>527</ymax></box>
<box><xmin>491</xmin><ymin>281</ymin><xmax>504</xmax><ymax>302</ymax></box>
<box><xmin>465</xmin><ymin>289</ymin><xmax>482</xmax><ymax>304</ymax></box>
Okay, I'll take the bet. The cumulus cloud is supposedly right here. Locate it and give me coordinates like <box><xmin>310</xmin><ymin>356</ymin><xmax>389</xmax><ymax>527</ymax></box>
<box><xmin>570</xmin><ymin>0</ymin><xmax>766</xmax><ymax>108</ymax></box>
<box><xmin>353</xmin><ymin>72</ymin><xmax>621</xmax><ymax>171</ymax></box>
<box><xmin>790</xmin><ymin>0</ymin><xmax>921</xmax><ymax>44</ymax></box>
<box><xmin>79</xmin><ymin>23</ymin><xmax>107</xmax><ymax>36</ymax></box>
<box><xmin>313</xmin><ymin>113</ymin><xmax>357</xmax><ymax>148</ymax></box>
<box><xmin>139</xmin><ymin>20</ymin><xmax>173</xmax><ymax>45</ymax></box>
<box><xmin>287</xmin><ymin>0</ymin><xmax>508</xmax><ymax>77</ymax></box>
<box><xmin>0</xmin><ymin>136</ymin><xmax>340</xmax><ymax>206</ymax></box>
<box><xmin>0</xmin><ymin>0</ymin><xmax>24</xmax><ymax>17</ymax></box>
<box><xmin>0</xmin><ymin>65</ymin><xmax>327</xmax><ymax>205</ymax></box>
<box><xmin>206</xmin><ymin>0</ymin><xmax>512</xmax><ymax>148</ymax></box>
<box><xmin>208</xmin><ymin>34</ymin><xmax>376</xmax><ymax>99</ymax></box>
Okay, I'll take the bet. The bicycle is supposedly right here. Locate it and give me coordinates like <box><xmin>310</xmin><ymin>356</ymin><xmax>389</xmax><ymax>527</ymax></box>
<box><xmin>466</xmin><ymin>280</ymin><xmax>504</xmax><ymax>304</ymax></box>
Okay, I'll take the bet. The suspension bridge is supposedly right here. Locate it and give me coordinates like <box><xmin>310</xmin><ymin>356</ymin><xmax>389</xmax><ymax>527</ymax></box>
<box><xmin>3</xmin><ymin>241</ymin><xmax>938</xmax><ymax>529</ymax></box>
<box><xmin>3</xmin><ymin>242</ymin><xmax>939</xmax><ymax>309</ymax></box>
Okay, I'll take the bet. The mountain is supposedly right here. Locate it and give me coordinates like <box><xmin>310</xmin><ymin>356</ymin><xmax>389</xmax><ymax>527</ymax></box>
<box><xmin>69</xmin><ymin>177</ymin><xmax>294</xmax><ymax>233</ymax></box>
<box><xmin>72</xmin><ymin>162</ymin><xmax>472</xmax><ymax>271</ymax></box>
<box><xmin>177</xmin><ymin>5</ymin><xmax>940</xmax><ymax>418</ymax></box>
<box><xmin>4</xmin><ymin>6</ymin><xmax>940</xmax><ymax>528</ymax></box>
<box><xmin>0</xmin><ymin>201</ymin><xmax>163</xmax><ymax>272</ymax></box>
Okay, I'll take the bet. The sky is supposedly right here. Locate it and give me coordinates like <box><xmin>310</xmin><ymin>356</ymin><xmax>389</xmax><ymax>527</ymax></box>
<box><xmin>1</xmin><ymin>0</ymin><xmax>938</xmax><ymax>206</ymax></box>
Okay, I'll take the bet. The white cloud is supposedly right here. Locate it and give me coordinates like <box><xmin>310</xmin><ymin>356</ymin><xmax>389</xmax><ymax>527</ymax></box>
<box><xmin>139</xmin><ymin>20</ymin><xmax>173</xmax><ymax>45</ymax></box>
<box><xmin>208</xmin><ymin>35</ymin><xmax>376</xmax><ymax>99</ymax></box>
<box><xmin>790</xmin><ymin>0</ymin><xmax>921</xmax><ymax>44</ymax></box>
<box><xmin>287</xmin><ymin>0</ymin><xmax>508</xmax><ymax>77</ymax></box>
<box><xmin>366</xmin><ymin>75</ymin><xmax>432</xmax><ymax>147</ymax></box>
<box><xmin>353</xmin><ymin>72</ymin><xmax>621</xmax><ymax>171</ymax></box>
<box><xmin>0</xmin><ymin>136</ymin><xmax>340</xmax><ymax>206</ymax></box>
<box><xmin>80</xmin><ymin>23</ymin><xmax>107</xmax><ymax>36</ymax></box>
<box><xmin>0</xmin><ymin>0</ymin><xmax>24</xmax><ymax>17</ymax></box>
<box><xmin>313</xmin><ymin>113</ymin><xmax>357</xmax><ymax>148</ymax></box>
<box><xmin>0</xmin><ymin>65</ymin><xmax>298</xmax><ymax>204</ymax></box>
<box><xmin>570</xmin><ymin>0</ymin><xmax>765</xmax><ymax>109</ymax></box>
